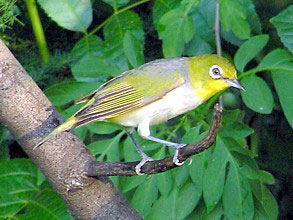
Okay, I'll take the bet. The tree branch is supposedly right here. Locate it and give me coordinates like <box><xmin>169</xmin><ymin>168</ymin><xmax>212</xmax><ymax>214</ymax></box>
<box><xmin>85</xmin><ymin>103</ymin><xmax>223</xmax><ymax>176</ymax></box>
<box><xmin>0</xmin><ymin>40</ymin><xmax>141</xmax><ymax>220</ymax></box>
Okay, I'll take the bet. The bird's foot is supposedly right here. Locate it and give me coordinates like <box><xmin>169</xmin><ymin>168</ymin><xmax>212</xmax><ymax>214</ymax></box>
<box><xmin>135</xmin><ymin>155</ymin><xmax>154</xmax><ymax>175</ymax></box>
<box><xmin>173</xmin><ymin>144</ymin><xmax>186</xmax><ymax>166</ymax></box>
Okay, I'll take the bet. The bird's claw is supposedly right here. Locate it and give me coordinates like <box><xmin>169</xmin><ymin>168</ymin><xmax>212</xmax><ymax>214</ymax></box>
<box><xmin>135</xmin><ymin>156</ymin><xmax>154</xmax><ymax>175</ymax></box>
<box><xmin>173</xmin><ymin>144</ymin><xmax>186</xmax><ymax>166</ymax></box>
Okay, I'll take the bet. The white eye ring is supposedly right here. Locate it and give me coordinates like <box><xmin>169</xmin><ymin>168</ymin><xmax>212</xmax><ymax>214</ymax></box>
<box><xmin>209</xmin><ymin>65</ymin><xmax>223</xmax><ymax>79</ymax></box>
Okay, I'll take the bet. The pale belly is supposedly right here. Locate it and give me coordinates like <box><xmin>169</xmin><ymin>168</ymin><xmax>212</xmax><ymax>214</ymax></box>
<box><xmin>108</xmin><ymin>86</ymin><xmax>202</xmax><ymax>128</ymax></box>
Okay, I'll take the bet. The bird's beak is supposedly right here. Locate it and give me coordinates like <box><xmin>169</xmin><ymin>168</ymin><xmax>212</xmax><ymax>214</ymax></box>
<box><xmin>225</xmin><ymin>79</ymin><xmax>245</xmax><ymax>91</ymax></box>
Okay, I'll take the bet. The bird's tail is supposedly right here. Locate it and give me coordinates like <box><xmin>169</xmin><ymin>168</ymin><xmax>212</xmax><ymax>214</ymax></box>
<box><xmin>34</xmin><ymin>116</ymin><xmax>77</xmax><ymax>149</ymax></box>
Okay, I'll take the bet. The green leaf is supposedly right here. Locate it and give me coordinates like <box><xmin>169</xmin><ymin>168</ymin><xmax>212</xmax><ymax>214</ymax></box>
<box><xmin>146</xmin><ymin>193</ymin><xmax>173</xmax><ymax>220</ymax></box>
<box><xmin>102</xmin><ymin>0</ymin><xmax>129</xmax><ymax>8</ymax></box>
<box><xmin>182</xmin><ymin>125</ymin><xmax>201</xmax><ymax>143</ymax></box>
<box><xmin>157</xmin><ymin>171</ymin><xmax>173</xmax><ymax>196</ymax></box>
<box><xmin>253</xmin><ymin>209</ymin><xmax>270</xmax><ymax>220</ymax></box>
<box><xmin>188</xmin><ymin>201</ymin><xmax>206</xmax><ymax>219</ymax></box>
<box><xmin>152</xmin><ymin>146</ymin><xmax>174</xmax><ymax>195</ymax></box>
<box><xmin>87</xmin><ymin>139</ymin><xmax>111</xmax><ymax>157</ymax></box>
<box><xmin>0</xmin><ymin>188</ymin><xmax>24</xmax><ymax>218</ymax></box>
<box><xmin>174</xmin><ymin>164</ymin><xmax>190</xmax><ymax>187</ymax></box>
<box><xmin>103</xmin><ymin>11</ymin><xmax>144</xmax><ymax>71</ymax></box>
<box><xmin>152</xmin><ymin>0</ymin><xmax>181</xmax><ymax>27</ymax></box>
<box><xmin>180</xmin><ymin>0</ymin><xmax>217</xmax><ymax>50</ymax></box>
<box><xmin>177</xmin><ymin>181</ymin><xmax>201</xmax><ymax>219</ymax></box>
<box><xmin>251</xmin><ymin>182</ymin><xmax>278</xmax><ymax>220</ymax></box>
<box><xmin>0</xmin><ymin>159</ymin><xmax>39</xmax><ymax>200</ymax></box>
<box><xmin>241</xmin><ymin>75</ymin><xmax>274</xmax><ymax>114</ymax></box>
<box><xmin>257</xmin><ymin>49</ymin><xmax>293</xmax><ymax>70</ymax></box>
<box><xmin>234</xmin><ymin>35</ymin><xmax>269</xmax><ymax>72</ymax></box>
<box><xmin>131</xmin><ymin>176</ymin><xmax>158</xmax><ymax>216</ymax></box>
<box><xmin>238</xmin><ymin>0</ymin><xmax>262</xmax><ymax>34</ymax></box>
<box><xmin>220</xmin><ymin>0</ymin><xmax>251</xmax><ymax>39</ymax></box>
<box><xmin>44</xmin><ymin>81</ymin><xmax>100</xmax><ymax>106</ymax></box>
<box><xmin>222</xmin><ymin>109</ymin><xmax>245</xmax><ymax>123</ymax></box>
<box><xmin>120</xmin><ymin>176</ymin><xmax>147</xmax><ymax>193</ymax></box>
<box><xmin>17</xmin><ymin>189</ymin><xmax>72</xmax><ymax>220</ymax></box>
<box><xmin>122</xmin><ymin>136</ymin><xmax>141</xmax><ymax>162</ymax></box>
<box><xmin>260</xmin><ymin>186</ymin><xmax>279</xmax><ymax>220</ymax></box>
<box><xmin>70</xmin><ymin>35</ymin><xmax>121</xmax><ymax>79</ymax></box>
<box><xmin>123</xmin><ymin>31</ymin><xmax>144</xmax><ymax>68</ymax></box>
<box><xmin>221</xmin><ymin>137</ymin><xmax>255</xmax><ymax>158</ymax></box>
<box><xmin>221</xmin><ymin>29</ymin><xmax>244</xmax><ymax>46</ymax></box>
<box><xmin>271</xmin><ymin>70</ymin><xmax>293</xmax><ymax>128</ymax></box>
<box><xmin>86</xmin><ymin>122</ymin><xmax>122</xmax><ymax>135</ymax></box>
<box><xmin>185</xmin><ymin>34</ymin><xmax>214</xmax><ymax>56</ymax></box>
<box><xmin>102</xmin><ymin>133</ymin><xmax>123</xmax><ymax>162</ymax></box>
<box><xmin>203</xmin><ymin>139</ymin><xmax>229</xmax><ymax>213</ymax></box>
<box><xmin>191</xmin><ymin>0</ymin><xmax>216</xmax><ymax>44</ymax></box>
<box><xmin>38</xmin><ymin>0</ymin><xmax>92</xmax><ymax>32</ymax></box>
<box><xmin>259</xmin><ymin>171</ymin><xmax>275</xmax><ymax>185</ymax></box>
<box><xmin>158</xmin><ymin>8</ymin><xmax>195</xmax><ymax>57</ymax></box>
<box><xmin>71</xmin><ymin>53</ymin><xmax>120</xmax><ymax>80</ymax></box>
<box><xmin>60</xmin><ymin>104</ymin><xmax>80</xmax><ymax>119</ymax></box>
<box><xmin>271</xmin><ymin>5</ymin><xmax>293</xmax><ymax>54</ymax></box>
<box><xmin>0</xmin><ymin>159</ymin><xmax>71</xmax><ymax>219</ymax></box>
<box><xmin>147</xmin><ymin>181</ymin><xmax>200</xmax><ymax>220</ymax></box>
<box><xmin>223</xmin><ymin>162</ymin><xmax>254</xmax><ymax>220</ymax></box>
<box><xmin>220</xmin><ymin>121</ymin><xmax>254</xmax><ymax>139</ymax></box>
<box><xmin>183</xmin><ymin>12</ymin><xmax>196</xmax><ymax>43</ymax></box>
<box><xmin>70</xmin><ymin>35</ymin><xmax>104</xmax><ymax>60</ymax></box>
<box><xmin>88</xmin><ymin>132</ymin><xmax>123</xmax><ymax>161</ymax></box>
<box><xmin>202</xmin><ymin>202</ymin><xmax>224</xmax><ymax>220</ymax></box>
<box><xmin>188</xmin><ymin>149</ymin><xmax>212</xmax><ymax>196</ymax></box>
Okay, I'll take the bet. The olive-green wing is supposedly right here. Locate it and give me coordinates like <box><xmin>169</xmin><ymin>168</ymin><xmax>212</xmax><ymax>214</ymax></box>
<box><xmin>72</xmin><ymin>60</ymin><xmax>186</xmax><ymax>128</ymax></box>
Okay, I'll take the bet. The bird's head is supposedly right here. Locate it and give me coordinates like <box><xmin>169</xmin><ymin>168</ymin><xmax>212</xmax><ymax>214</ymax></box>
<box><xmin>188</xmin><ymin>54</ymin><xmax>244</xmax><ymax>101</ymax></box>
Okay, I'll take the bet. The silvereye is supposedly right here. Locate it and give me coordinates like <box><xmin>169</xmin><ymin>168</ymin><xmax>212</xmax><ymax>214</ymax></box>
<box><xmin>35</xmin><ymin>54</ymin><xmax>244</xmax><ymax>175</ymax></box>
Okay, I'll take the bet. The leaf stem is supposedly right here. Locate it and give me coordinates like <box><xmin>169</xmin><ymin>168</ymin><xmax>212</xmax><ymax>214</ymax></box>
<box><xmin>239</xmin><ymin>67</ymin><xmax>267</xmax><ymax>79</ymax></box>
<box><xmin>89</xmin><ymin>0</ymin><xmax>150</xmax><ymax>36</ymax></box>
<box><xmin>24</xmin><ymin>0</ymin><xmax>50</xmax><ymax>64</ymax></box>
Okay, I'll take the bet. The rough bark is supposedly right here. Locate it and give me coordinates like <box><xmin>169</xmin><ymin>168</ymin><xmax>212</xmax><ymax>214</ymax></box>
<box><xmin>0</xmin><ymin>40</ymin><xmax>141</xmax><ymax>219</ymax></box>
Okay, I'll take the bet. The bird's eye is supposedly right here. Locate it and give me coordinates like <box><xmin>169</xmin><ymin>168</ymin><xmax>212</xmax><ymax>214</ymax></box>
<box><xmin>209</xmin><ymin>65</ymin><xmax>223</xmax><ymax>79</ymax></box>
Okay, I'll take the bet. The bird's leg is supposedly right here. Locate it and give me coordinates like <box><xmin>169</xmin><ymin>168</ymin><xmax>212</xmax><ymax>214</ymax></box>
<box><xmin>137</xmin><ymin>119</ymin><xmax>186</xmax><ymax>166</ymax></box>
<box><xmin>125</xmin><ymin>128</ymin><xmax>154</xmax><ymax>175</ymax></box>
<box><xmin>141</xmin><ymin>135</ymin><xmax>186</xmax><ymax>166</ymax></box>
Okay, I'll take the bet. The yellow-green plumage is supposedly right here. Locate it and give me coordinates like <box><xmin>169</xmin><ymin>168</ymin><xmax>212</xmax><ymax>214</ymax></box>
<box><xmin>35</xmin><ymin>55</ymin><xmax>243</xmax><ymax>151</ymax></box>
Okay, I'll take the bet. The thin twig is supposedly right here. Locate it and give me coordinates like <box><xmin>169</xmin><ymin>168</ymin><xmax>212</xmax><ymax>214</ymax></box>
<box><xmin>85</xmin><ymin>103</ymin><xmax>223</xmax><ymax>176</ymax></box>
<box><xmin>215</xmin><ymin>0</ymin><xmax>223</xmax><ymax>107</ymax></box>
<box><xmin>215</xmin><ymin>0</ymin><xmax>222</xmax><ymax>56</ymax></box>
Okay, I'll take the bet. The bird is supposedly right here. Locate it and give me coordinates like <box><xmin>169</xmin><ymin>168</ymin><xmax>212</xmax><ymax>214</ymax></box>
<box><xmin>34</xmin><ymin>54</ymin><xmax>244</xmax><ymax>175</ymax></box>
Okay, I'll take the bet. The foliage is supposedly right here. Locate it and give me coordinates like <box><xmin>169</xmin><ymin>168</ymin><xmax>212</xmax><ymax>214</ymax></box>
<box><xmin>0</xmin><ymin>0</ymin><xmax>19</xmax><ymax>31</ymax></box>
<box><xmin>1</xmin><ymin>0</ymin><xmax>293</xmax><ymax>219</ymax></box>
<box><xmin>0</xmin><ymin>159</ymin><xmax>71</xmax><ymax>219</ymax></box>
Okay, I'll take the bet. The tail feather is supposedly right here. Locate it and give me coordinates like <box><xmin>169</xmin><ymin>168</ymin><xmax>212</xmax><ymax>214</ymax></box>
<box><xmin>34</xmin><ymin>117</ymin><xmax>77</xmax><ymax>149</ymax></box>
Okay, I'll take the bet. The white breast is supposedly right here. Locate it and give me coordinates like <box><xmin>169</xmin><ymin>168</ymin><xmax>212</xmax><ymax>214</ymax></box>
<box><xmin>114</xmin><ymin>85</ymin><xmax>202</xmax><ymax>128</ymax></box>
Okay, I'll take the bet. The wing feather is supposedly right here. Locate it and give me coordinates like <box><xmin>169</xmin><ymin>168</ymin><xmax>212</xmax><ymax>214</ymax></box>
<box><xmin>72</xmin><ymin>58</ymin><xmax>187</xmax><ymax>128</ymax></box>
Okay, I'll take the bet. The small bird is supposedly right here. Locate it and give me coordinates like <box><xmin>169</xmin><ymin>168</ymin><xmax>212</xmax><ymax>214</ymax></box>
<box><xmin>35</xmin><ymin>54</ymin><xmax>244</xmax><ymax>175</ymax></box>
